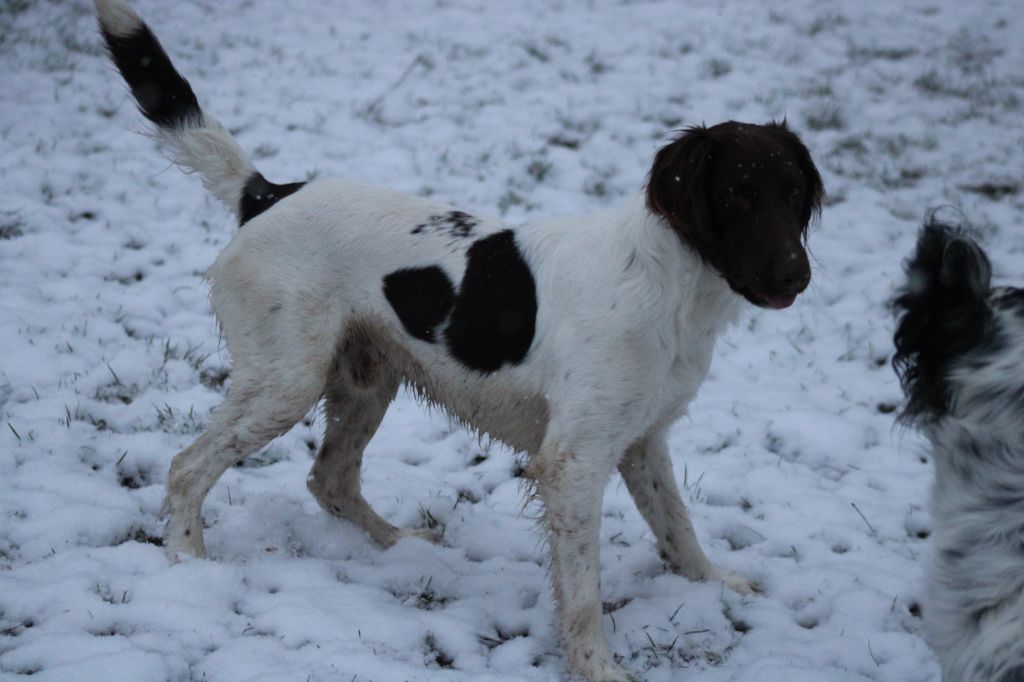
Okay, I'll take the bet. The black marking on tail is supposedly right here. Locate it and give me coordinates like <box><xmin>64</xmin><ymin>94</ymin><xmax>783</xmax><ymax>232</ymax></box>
<box><xmin>100</xmin><ymin>23</ymin><xmax>201</xmax><ymax>129</ymax></box>
<box><xmin>238</xmin><ymin>173</ymin><xmax>307</xmax><ymax>225</ymax></box>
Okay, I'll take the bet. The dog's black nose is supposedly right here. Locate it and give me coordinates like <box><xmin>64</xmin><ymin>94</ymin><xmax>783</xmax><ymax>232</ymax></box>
<box><xmin>779</xmin><ymin>269</ymin><xmax>811</xmax><ymax>292</ymax></box>
<box><xmin>773</xmin><ymin>250</ymin><xmax>811</xmax><ymax>295</ymax></box>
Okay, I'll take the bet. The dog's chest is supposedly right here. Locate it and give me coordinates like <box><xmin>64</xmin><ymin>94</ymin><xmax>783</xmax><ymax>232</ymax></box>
<box><xmin>651</xmin><ymin>326</ymin><xmax>721</xmax><ymax>425</ymax></box>
<box><xmin>654</xmin><ymin>282</ymin><xmax>740</xmax><ymax>423</ymax></box>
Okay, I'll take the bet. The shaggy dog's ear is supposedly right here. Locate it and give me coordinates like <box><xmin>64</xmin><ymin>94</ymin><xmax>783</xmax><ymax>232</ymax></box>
<box><xmin>766</xmin><ymin>120</ymin><xmax>824</xmax><ymax>233</ymax></box>
<box><xmin>892</xmin><ymin>220</ymin><xmax>993</xmax><ymax>422</ymax></box>
<box><xmin>645</xmin><ymin>126</ymin><xmax>723</xmax><ymax>271</ymax></box>
<box><xmin>939</xmin><ymin>238</ymin><xmax>991</xmax><ymax>296</ymax></box>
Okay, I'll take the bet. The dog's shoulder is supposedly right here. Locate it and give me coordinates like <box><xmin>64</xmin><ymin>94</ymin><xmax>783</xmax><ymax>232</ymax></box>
<box><xmin>518</xmin><ymin>196</ymin><xmax>739</xmax><ymax>389</ymax></box>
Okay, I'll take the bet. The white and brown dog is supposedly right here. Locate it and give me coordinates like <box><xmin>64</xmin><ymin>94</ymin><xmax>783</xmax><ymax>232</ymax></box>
<box><xmin>894</xmin><ymin>222</ymin><xmax>1024</xmax><ymax>682</ymax></box>
<box><xmin>96</xmin><ymin>1</ymin><xmax>823</xmax><ymax>679</ymax></box>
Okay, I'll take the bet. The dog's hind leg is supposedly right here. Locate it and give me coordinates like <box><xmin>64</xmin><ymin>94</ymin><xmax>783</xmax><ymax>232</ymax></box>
<box><xmin>162</xmin><ymin>367</ymin><xmax>326</xmax><ymax>561</ymax></box>
<box><xmin>306</xmin><ymin>334</ymin><xmax>438</xmax><ymax>548</ymax></box>
<box><xmin>619</xmin><ymin>430</ymin><xmax>756</xmax><ymax>594</ymax></box>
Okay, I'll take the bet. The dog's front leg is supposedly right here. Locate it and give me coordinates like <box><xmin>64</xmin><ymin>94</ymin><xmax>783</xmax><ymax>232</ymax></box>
<box><xmin>619</xmin><ymin>431</ymin><xmax>755</xmax><ymax>595</ymax></box>
<box><xmin>531</xmin><ymin>438</ymin><xmax>634</xmax><ymax>682</ymax></box>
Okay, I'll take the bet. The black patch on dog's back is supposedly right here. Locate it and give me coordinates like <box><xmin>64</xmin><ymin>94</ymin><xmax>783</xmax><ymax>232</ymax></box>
<box><xmin>445</xmin><ymin>230</ymin><xmax>537</xmax><ymax>372</ymax></box>
<box><xmin>238</xmin><ymin>172</ymin><xmax>307</xmax><ymax>225</ymax></box>
<box><xmin>100</xmin><ymin>22</ymin><xmax>201</xmax><ymax>129</ymax></box>
<box><xmin>383</xmin><ymin>267</ymin><xmax>455</xmax><ymax>343</ymax></box>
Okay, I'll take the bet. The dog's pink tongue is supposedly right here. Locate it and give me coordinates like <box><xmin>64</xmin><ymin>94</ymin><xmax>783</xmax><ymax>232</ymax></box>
<box><xmin>766</xmin><ymin>293</ymin><xmax>797</xmax><ymax>310</ymax></box>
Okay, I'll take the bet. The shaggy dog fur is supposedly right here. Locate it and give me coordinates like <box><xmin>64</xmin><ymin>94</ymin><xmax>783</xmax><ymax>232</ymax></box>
<box><xmin>894</xmin><ymin>221</ymin><xmax>1024</xmax><ymax>682</ymax></box>
<box><xmin>95</xmin><ymin>1</ymin><xmax>824</xmax><ymax>679</ymax></box>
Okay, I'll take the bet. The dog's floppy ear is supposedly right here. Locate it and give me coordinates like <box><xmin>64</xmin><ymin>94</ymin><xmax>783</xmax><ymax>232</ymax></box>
<box><xmin>892</xmin><ymin>220</ymin><xmax>993</xmax><ymax>422</ymax></box>
<box><xmin>940</xmin><ymin>238</ymin><xmax>991</xmax><ymax>296</ymax></box>
<box><xmin>645</xmin><ymin>126</ymin><xmax>723</xmax><ymax>271</ymax></box>
<box><xmin>766</xmin><ymin>120</ymin><xmax>824</xmax><ymax>232</ymax></box>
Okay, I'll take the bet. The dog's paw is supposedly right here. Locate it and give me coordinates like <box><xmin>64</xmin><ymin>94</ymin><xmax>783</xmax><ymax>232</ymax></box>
<box><xmin>371</xmin><ymin>524</ymin><xmax>444</xmax><ymax>549</ymax></box>
<box><xmin>707</xmin><ymin>566</ymin><xmax>760</xmax><ymax>595</ymax></box>
<box><xmin>565</xmin><ymin>639</ymin><xmax>637</xmax><ymax>682</ymax></box>
<box><xmin>163</xmin><ymin>513</ymin><xmax>207</xmax><ymax>562</ymax></box>
<box><xmin>666</xmin><ymin>559</ymin><xmax>760</xmax><ymax>595</ymax></box>
<box><xmin>568</xmin><ymin>653</ymin><xmax>636</xmax><ymax>682</ymax></box>
<box><xmin>396</xmin><ymin>526</ymin><xmax>443</xmax><ymax>545</ymax></box>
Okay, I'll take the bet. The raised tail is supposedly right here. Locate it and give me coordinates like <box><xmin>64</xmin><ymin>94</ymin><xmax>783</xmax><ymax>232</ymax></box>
<box><xmin>95</xmin><ymin>0</ymin><xmax>304</xmax><ymax>224</ymax></box>
<box><xmin>892</xmin><ymin>219</ymin><xmax>994</xmax><ymax>422</ymax></box>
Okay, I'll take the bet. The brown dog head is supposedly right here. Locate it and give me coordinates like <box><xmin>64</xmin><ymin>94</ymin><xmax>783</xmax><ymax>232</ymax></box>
<box><xmin>646</xmin><ymin>120</ymin><xmax>824</xmax><ymax>309</ymax></box>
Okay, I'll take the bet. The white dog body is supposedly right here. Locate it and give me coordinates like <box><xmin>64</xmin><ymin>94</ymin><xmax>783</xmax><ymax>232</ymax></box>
<box><xmin>210</xmin><ymin>178</ymin><xmax>737</xmax><ymax>456</ymax></box>
<box><xmin>95</xmin><ymin>0</ymin><xmax>827</xmax><ymax>677</ymax></box>
<box><xmin>170</xmin><ymin>176</ymin><xmax>740</xmax><ymax>680</ymax></box>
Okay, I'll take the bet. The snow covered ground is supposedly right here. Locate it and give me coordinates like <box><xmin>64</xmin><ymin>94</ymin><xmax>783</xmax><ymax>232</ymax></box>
<box><xmin>2</xmin><ymin>0</ymin><xmax>1023</xmax><ymax>679</ymax></box>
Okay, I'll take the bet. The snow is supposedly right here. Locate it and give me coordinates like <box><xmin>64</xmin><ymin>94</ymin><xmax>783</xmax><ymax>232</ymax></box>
<box><xmin>1</xmin><ymin>0</ymin><xmax>1023</xmax><ymax>680</ymax></box>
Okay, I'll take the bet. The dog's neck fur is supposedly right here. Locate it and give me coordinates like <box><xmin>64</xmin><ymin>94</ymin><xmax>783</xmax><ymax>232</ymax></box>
<box><xmin>623</xmin><ymin>193</ymin><xmax>743</xmax><ymax>339</ymax></box>
<box><xmin>609</xmin><ymin>194</ymin><xmax>743</xmax><ymax>426</ymax></box>
<box><xmin>506</xmin><ymin>192</ymin><xmax>743</xmax><ymax>444</ymax></box>
<box><xmin>523</xmin><ymin>191</ymin><xmax>742</xmax><ymax>352</ymax></box>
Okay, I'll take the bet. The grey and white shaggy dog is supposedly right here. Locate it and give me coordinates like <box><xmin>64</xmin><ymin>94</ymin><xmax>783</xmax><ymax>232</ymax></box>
<box><xmin>893</xmin><ymin>220</ymin><xmax>1024</xmax><ymax>682</ymax></box>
